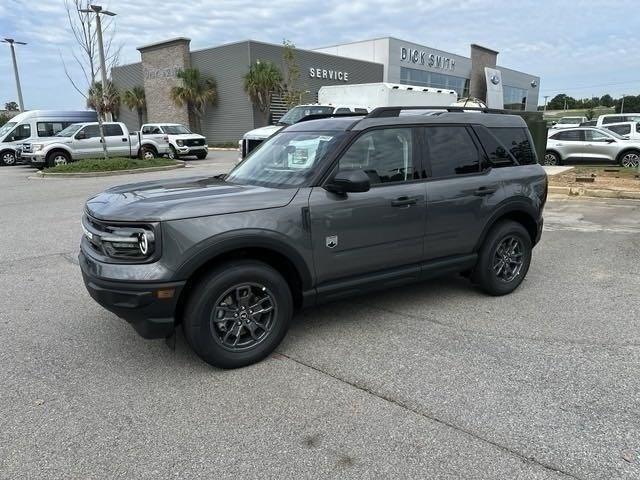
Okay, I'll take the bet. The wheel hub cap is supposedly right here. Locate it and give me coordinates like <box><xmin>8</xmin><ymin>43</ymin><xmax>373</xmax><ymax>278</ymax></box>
<box><xmin>493</xmin><ymin>236</ymin><xmax>524</xmax><ymax>283</ymax></box>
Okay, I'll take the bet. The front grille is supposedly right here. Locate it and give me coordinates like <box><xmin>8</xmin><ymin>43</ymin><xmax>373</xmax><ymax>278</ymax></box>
<box><xmin>241</xmin><ymin>139</ymin><xmax>263</xmax><ymax>158</ymax></box>
<box><xmin>184</xmin><ymin>138</ymin><xmax>205</xmax><ymax>147</ymax></box>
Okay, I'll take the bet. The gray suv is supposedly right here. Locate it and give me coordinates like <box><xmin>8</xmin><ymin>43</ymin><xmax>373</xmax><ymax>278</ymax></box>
<box><xmin>80</xmin><ymin>107</ymin><xmax>547</xmax><ymax>369</ymax></box>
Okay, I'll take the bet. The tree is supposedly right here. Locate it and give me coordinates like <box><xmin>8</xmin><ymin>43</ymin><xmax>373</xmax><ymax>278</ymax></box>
<box><xmin>616</xmin><ymin>95</ymin><xmax>640</xmax><ymax>114</ymax></box>
<box><xmin>87</xmin><ymin>81</ymin><xmax>120</xmax><ymax>120</ymax></box>
<box><xmin>282</xmin><ymin>40</ymin><xmax>304</xmax><ymax>108</ymax></box>
<box><xmin>547</xmin><ymin>94</ymin><xmax>577</xmax><ymax>110</ymax></box>
<box><xmin>170</xmin><ymin>68</ymin><xmax>217</xmax><ymax>134</ymax></box>
<box><xmin>0</xmin><ymin>114</ymin><xmax>9</xmax><ymax>128</ymax></box>
<box><xmin>243</xmin><ymin>61</ymin><xmax>283</xmax><ymax>125</ymax></box>
<box><xmin>585</xmin><ymin>108</ymin><xmax>595</xmax><ymax>120</ymax></box>
<box><xmin>600</xmin><ymin>94</ymin><xmax>614</xmax><ymax>107</ymax></box>
<box><xmin>4</xmin><ymin>101</ymin><xmax>18</xmax><ymax>111</ymax></box>
<box><xmin>63</xmin><ymin>0</ymin><xmax>122</xmax><ymax>160</ymax></box>
<box><xmin>123</xmin><ymin>86</ymin><xmax>146</xmax><ymax>128</ymax></box>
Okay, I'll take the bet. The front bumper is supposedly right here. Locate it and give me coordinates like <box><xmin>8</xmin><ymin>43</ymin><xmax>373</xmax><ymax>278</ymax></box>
<box><xmin>23</xmin><ymin>152</ymin><xmax>45</xmax><ymax>165</ymax></box>
<box><xmin>175</xmin><ymin>145</ymin><xmax>208</xmax><ymax>155</ymax></box>
<box><xmin>79</xmin><ymin>250</ymin><xmax>186</xmax><ymax>339</ymax></box>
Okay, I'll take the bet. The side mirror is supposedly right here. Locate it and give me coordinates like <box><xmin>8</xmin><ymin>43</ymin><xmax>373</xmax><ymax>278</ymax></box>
<box><xmin>325</xmin><ymin>169</ymin><xmax>371</xmax><ymax>194</ymax></box>
<box><xmin>75</xmin><ymin>131</ymin><xmax>86</xmax><ymax>140</ymax></box>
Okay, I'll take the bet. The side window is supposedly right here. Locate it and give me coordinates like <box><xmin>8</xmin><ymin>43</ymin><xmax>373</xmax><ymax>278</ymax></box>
<box><xmin>37</xmin><ymin>122</ymin><xmax>71</xmax><ymax>137</ymax></box>
<box><xmin>557</xmin><ymin>130</ymin><xmax>583</xmax><ymax>141</ymax></box>
<box><xmin>490</xmin><ymin>127</ymin><xmax>536</xmax><ymax>165</ymax></box>
<box><xmin>607</xmin><ymin>125</ymin><xmax>630</xmax><ymax>136</ymax></box>
<box><xmin>104</xmin><ymin>124</ymin><xmax>124</xmax><ymax>137</ymax></box>
<box><xmin>585</xmin><ymin>130</ymin><xmax>612</xmax><ymax>142</ymax></box>
<box><xmin>78</xmin><ymin>125</ymin><xmax>100</xmax><ymax>138</ymax></box>
<box><xmin>334</xmin><ymin>108</ymin><xmax>351</xmax><ymax>114</ymax></box>
<box><xmin>424</xmin><ymin>126</ymin><xmax>480</xmax><ymax>177</ymax></box>
<box><xmin>602</xmin><ymin>116</ymin><xmax>623</xmax><ymax>125</ymax></box>
<box><xmin>473</xmin><ymin>127</ymin><xmax>516</xmax><ymax>168</ymax></box>
<box><xmin>338</xmin><ymin>128</ymin><xmax>415</xmax><ymax>185</ymax></box>
<box><xmin>354</xmin><ymin>108</ymin><xmax>368</xmax><ymax>114</ymax></box>
<box><xmin>141</xmin><ymin>126</ymin><xmax>152</xmax><ymax>134</ymax></box>
<box><xmin>636</xmin><ymin>124</ymin><xmax>640</xmax><ymax>134</ymax></box>
<box><xmin>10</xmin><ymin>124</ymin><xmax>31</xmax><ymax>141</ymax></box>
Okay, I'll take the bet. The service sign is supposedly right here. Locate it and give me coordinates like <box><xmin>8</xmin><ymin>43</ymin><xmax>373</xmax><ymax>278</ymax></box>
<box><xmin>309</xmin><ymin>67</ymin><xmax>350</xmax><ymax>82</ymax></box>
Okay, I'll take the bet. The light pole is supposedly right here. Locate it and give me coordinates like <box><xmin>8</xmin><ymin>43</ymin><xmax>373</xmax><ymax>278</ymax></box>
<box><xmin>79</xmin><ymin>5</ymin><xmax>116</xmax><ymax>121</ymax></box>
<box><xmin>2</xmin><ymin>38</ymin><xmax>27</xmax><ymax>111</ymax></box>
<box><xmin>543</xmin><ymin>95</ymin><xmax>549</xmax><ymax>114</ymax></box>
<box><xmin>620</xmin><ymin>94</ymin><xmax>626</xmax><ymax>114</ymax></box>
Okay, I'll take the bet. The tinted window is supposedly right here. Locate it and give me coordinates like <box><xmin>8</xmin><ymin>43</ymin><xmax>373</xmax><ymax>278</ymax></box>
<box><xmin>141</xmin><ymin>126</ymin><xmax>153</xmax><ymax>134</ymax></box>
<box><xmin>79</xmin><ymin>125</ymin><xmax>100</xmax><ymax>138</ymax></box>
<box><xmin>334</xmin><ymin>108</ymin><xmax>351</xmax><ymax>114</ymax></box>
<box><xmin>606</xmin><ymin>125</ymin><xmax>630</xmax><ymax>135</ymax></box>
<box><xmin>554</xmin><ymin>130</ymin><xmax>584</xmax><ymax>141</ymax></box>
<box><xmin>104</xmin><ymin>124</ymin><xmax>124</xmax><ymax>136</ymax></box>
<box><xmin>602</xmin><ymin>116</ymin><xmax>624</xmax><ymax>124</ymax></box>
<box><xmin>354</xmin><ymin>108</ymin><xmax>368</xmax><ymax>114</ymax></box>
<box><xmin>9</xmin><ymin>124</ymin><xmax>31</xmax><ymax>141</ymax></box>
<box><xmin>490</xmin><ymin>127</ymin><xmax>536</xmax><ymax>165</ymax></box>
<box><xmin>339</xmin><ymin>128</ymin><xmax>414</xmax><ymax>185</ymax></box>
<box><xmin>424</xmin><ymin>126</ymin><xmax>480</xmax><ymax>177</ymax></box>
<box><xmin>37</xmin><ymin>122</ymin><xmax>72</xmax><ymax>137</ymax></box>
<box><xmin>473</xmin><ymin>127</ymin><xmax>516</xmax><ymax>168</ymax></box>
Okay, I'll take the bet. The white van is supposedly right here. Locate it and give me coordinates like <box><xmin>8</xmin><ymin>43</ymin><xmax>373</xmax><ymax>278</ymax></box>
<box><xmin>0</xmin><ymin>110</ymin><xmax>97</xmax><ymax>165</ymax></box>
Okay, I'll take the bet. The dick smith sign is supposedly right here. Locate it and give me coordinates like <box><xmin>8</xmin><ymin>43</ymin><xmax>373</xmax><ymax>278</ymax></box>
<box><xmin>400</xmin><ymin>47</ymin><xmax>456</xmax><ymax>71</ymax></box>
<box><xmin>144</xmin><ymin>66</ymin><xmax>181</xmax><ymax>80</ymax></box>
<box><xmin>309</xmin><ymin>67</ymin><xmax>350</xmax><ymax>82</ymax></box>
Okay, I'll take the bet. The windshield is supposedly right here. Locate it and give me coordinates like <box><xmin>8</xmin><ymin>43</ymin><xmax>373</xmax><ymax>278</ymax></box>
<box><xmin>56</xmin><ymin>124</ymin><xmax>83</xmax><ymax>137</ymax></box>
<box><xmin>226</xmin><ymin>131</ymin><xmax>345</xmax><ymax>188</ymax></box>
<box><xmin>558</xmin><ymin>117</ymin><xmax>582</xmax><ymax>124</ymax></box>
<box><xmin>0</xmin><ymin>121</ymin><xmax>17</xmax><ymax>137</ymax></box>
<box><xmin>279</xmin><ymin>106</ymin><xmax>335</xmax><ymax>125</ymax></box>
<box><xmin>161</xmin><ymin>125</ymin><xmax>191</xmax><ymax>134</ymax></box>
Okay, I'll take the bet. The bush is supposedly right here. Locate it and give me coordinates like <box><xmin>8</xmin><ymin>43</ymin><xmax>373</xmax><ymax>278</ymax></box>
<box><xmin>44</xmin><ymin>157</ymin><xmax>177</xmax><ymax>173</ymax></box>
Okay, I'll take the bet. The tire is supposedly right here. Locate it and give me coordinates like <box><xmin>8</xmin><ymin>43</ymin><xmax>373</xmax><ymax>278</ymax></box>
<box><xmin>618</xmin><ymin>150</ymin><xmax>640</xmax><ymax>168</ymax></box>
<box><xmin>472</xmin><ymin>220</ymin><xmax>532</xmax><ymax>296</ymax></box>
<box><xmin>1</xmin><ymin>150</ymin><xmax>16</xmax><ymax>166</ymax></box>
<box><xmin>182</xmin><ymin>260</ymin><xmax>293</xmax><ymax>369</ymax></box>
<box><xmin>169</xmin><ymin>145</ymin><xmax>178</xmax><ymax>159</ymax></box>
<box><xmin>46</xmin><ymin>151</ymin><xmax>71</xmax><ymax>168</ymax></box>
<box><xmin>140</xmin><ymin>147</ymin><xmax>156</xmax><ymax>160</ymax></box>
<box><xmin>543</xmin><ymin>151</ymin><xmax>561</xmax><ymax>166</ymax></box>
<box><xmin>196</xmin><ymin>151</ymin><xmax>208</xmax><ymax>160</ymax></box>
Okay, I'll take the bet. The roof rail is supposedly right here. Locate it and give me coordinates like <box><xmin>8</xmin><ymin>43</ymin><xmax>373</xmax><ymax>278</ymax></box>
<box><xmin>297</xmin><ymin>112</ymin><xmax>368</xmax><ymax>123</ymax></box>
<box><xmin>366</xmin><ymin>106</ymin><xmax>509</xmax><ymax>118</ymax></box>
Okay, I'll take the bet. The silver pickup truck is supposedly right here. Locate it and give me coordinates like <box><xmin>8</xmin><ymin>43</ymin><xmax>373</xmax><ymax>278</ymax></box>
<box><xmin>20</xmin><ymin>122</ymin><xmax>171</xmax><ymax>168</ymax></box>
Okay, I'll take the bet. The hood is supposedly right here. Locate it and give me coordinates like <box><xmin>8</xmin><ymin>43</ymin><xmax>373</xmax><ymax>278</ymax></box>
<box><xmin>243</xmin><ymin>125</ymin><xmax>283</xmax><ymax>140</ymax></box>
<box><xmin>168</xmin><ymin>133</ymin><xmax>206</xmax><ymax>140</ymax></box>
<box><xmin>85</xmin><ymin>175</ymin><xmax>297</xmax><ymax>222</ymax></box>
<box><xmin>31</xmin><ymin>136</ymin><xmax>72</xmax><ymax>145</ymax></box>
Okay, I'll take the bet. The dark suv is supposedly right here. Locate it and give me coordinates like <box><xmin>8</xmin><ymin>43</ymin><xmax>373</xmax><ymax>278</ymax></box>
<box><xmin>80</xmin><ymin>107</ymin><xmax>547</xmax><ymax>369</ymax></box>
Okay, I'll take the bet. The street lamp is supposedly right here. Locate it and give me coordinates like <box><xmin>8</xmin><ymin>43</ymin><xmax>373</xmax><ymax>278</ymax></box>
<box><xmin>620</xmin><ymin>94</ymin><xmax>626</xmax><ymax>114</ymax></box>
<box><xmin>79</xmin><ymin>5</ymin><xmax>116</xmax><ymax>121</ymax></box>
<box><xmin>2</xmin><ymin>38</ymin><xmax>27</xmax><ymax>111</ymax></box>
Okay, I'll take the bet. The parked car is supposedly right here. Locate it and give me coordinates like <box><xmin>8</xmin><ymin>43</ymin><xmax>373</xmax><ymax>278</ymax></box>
<box><xmin>0</xmin><ymin>110</ymin><xmax>97</xmax><ymax>166</ymax></box>
<box><xmin>80</xmin><ymin>106</ymin><xmax>547</xmax><ymax>369</ymax></box>
<box><xmin>579</xmin><ymin>120</ymin><xmax>597</xmax><ymax>127</ymax></box>
<box><xmin>21</xmin><ymin>122</ymin><xmax>170</xmax><ymax>168</ymax></box>
<box><xmin>596</xmin><ymin>113</ymin><xmax>640</xmax><ymax>127</ymax></box>
<box><xmin>545</xmin><ymin>127</ymin><xmax>640</xmax><ymax>167</ymax></box>
<box><xmin>550</xmin><ymin>116</ymin><xmax>587</xmax><ymax>129</ymax></box>
<box><xmin>140</xmin><ymin>123</ymin><xmax>208</xmax><ymax>160</ymax></box>
<box><xmin>603</xmin><ymin>121</ymin><xmax>640</xmax><ymax>140</ymax></box>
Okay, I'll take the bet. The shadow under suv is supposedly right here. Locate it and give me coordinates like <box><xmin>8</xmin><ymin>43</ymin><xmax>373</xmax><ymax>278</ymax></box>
<box><xmin>80</xmin><ymin>107</ymin><xmax>547</xmax><ymax>369</ymax></box>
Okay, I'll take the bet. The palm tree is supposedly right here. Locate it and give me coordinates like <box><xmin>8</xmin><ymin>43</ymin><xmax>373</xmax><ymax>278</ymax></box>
<box><xmin>170</xmin><ymin>68</ymin><xmax>217</xmax><ymax>134</ymax></box>
<box><xmin>87</xmin><ymin>81</ymin><xmax>120</xmax><ymax>120</ymax></box>
<box><xmin>243</xmin><ymin>61</ymin><xmax>283</xmax><ymax>125</ymax></box>
<box><xmin>123</xmin><ymin>86</ymin><xmax>146</xmax><ymax>128</ymax></box>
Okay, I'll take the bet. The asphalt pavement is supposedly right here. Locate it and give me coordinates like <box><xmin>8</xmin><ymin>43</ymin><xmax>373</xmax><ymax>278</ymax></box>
<box><xmin>1</xmin><ymin>155</ymin><xmax>639</xmax><ymax>479</ymax></box>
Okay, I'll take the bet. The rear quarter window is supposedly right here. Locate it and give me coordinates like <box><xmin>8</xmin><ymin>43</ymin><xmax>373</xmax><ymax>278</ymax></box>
<box><xmin>489</xmin><ymin>127</ymin><xmax>536</xmax><ymax>165</ymax></box>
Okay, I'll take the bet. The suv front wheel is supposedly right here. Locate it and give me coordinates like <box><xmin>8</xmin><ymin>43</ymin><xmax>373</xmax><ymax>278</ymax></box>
<box><xmin>183</xmin><ymin>260</ymin><xmax>293</xmax><ymax>369</ymax></box>
<box><xmin>473</xmin><ymin>220</ymin><xmax>532</xmax><ymax>296</ymax></box>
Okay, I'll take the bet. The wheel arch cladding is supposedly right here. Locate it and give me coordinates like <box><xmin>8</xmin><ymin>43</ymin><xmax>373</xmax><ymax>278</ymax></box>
<box><xmin>475</xmin><ymin>202</ymin><xmax>539</xmax><ymax>251</ymax></box>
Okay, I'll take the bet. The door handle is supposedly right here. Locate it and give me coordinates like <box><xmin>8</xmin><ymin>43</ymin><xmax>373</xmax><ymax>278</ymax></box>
<box><xmin>473</xmin><ymin>186</ymin><xmax>497</xmax><ymax>196</ymax></box>
<box><xmin>122</xmin><ymin>138</ymin><xmax>128</xmax><ymax>142</ymax></box>
<box><xmin>391</xmin><ymin>196</ymin><xmax>419</xmax><ymax>207</ymax></box>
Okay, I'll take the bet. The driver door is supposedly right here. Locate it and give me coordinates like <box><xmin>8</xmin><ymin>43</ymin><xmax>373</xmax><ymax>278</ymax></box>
<box><xmin>309</xmin><ymin>127</ymin><xmax>426</xmax><ymax>288</ymax></box>
<box><xmin>73</xmin><ymin>125</ymin><xmax>101</xmax><ymax>159</ymax></box>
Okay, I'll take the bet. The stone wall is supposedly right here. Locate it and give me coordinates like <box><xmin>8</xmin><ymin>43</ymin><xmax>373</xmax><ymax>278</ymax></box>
<box><xmin>469</xmin><ymin>44</ymin><xmax>498</xmax><ymax>102</ymax></box>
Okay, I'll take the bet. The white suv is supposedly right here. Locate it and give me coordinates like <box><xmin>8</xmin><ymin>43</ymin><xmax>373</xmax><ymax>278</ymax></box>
<box><xmin>141</xmin><ymin>123</ymin><xmax>208</xmax><ymax>160</ymax></box>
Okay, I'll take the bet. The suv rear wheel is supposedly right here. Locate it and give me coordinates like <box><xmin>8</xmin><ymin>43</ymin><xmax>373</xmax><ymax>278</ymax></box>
<box><xmin>618</xmin><ymin>150</ymin><xmax>640</xmax><ymax>168</ymax></box>
<box><xmin>183</xmin><ymin>260</ymin><xmax>293</xmax><ymax>369</ymax></box>
<box><xmin>473</xmin><ymin>220</ymin><xmax>532</xmax><ymax>296</ymax></box>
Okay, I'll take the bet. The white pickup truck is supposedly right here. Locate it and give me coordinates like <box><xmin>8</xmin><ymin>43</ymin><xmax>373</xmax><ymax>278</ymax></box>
<box><xmin>20</xmin><ymin>122</ymin><xmax>171</xmax><ymax>168</ymax></box>
<box><xmin>141</xmin><ymin>123</ymin><xmax>208</xmax><ymax>160</ymax></box>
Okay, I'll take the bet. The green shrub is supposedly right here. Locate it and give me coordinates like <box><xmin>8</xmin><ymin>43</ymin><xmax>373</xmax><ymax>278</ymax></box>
<box><xmin>44</xmin><ymin>157</ymin><xmax>177</xmax><ymax>173</ymax></box>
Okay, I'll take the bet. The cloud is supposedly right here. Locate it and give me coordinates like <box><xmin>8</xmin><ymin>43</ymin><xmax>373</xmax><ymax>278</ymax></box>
<box><xmin>1</xmin><ymin>0</ymin><xmax>639</xmax><ymax>108</ymax></box>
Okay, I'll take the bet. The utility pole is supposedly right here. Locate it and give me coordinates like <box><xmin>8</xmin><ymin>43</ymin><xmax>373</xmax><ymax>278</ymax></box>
<box><xmin>543</xmin><ymin>95</ymin><xmax>549</xmax><ymax>114</ymax></box>
<box><xmin>79</xmin><ymin>5</ymin><xmax>116</xmax><ymax>122</ymax></box>
<box><xmin>620</xmin><ymin>94</ymin><xmax>626</xmax><ymax>114</ymax></box>
<box><xmin>2</xmin><ymin>38</ymin><xmax>27</xmax><ymax>111</ymax></box>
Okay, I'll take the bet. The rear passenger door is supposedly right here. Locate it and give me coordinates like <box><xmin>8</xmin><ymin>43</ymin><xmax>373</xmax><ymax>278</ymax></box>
<box><xmin>103</xmin><ymin>124</ymin><xmax>130</xmax><ymax>157</ymax></box>
<box><xmin>551</xmin><ymin>129</ymin><xmax>586</xmax><ymax>163</ymax></box>
<box><xmin>422</xmin><ymin>125</ymin><xmax>501</xmax><ymax>260</ymax></box>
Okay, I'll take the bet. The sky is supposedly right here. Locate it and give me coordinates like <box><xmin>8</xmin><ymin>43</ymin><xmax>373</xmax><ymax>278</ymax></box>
<box><xmin>1</xmin><ymin>0</ymin><xmax>639</xmax><ymax>110</ymax></box>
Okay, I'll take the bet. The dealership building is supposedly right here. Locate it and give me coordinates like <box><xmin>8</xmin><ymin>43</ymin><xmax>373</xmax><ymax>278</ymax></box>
<box><xmin>112</xmin><ymin>36</ymin><xmax>540</xmax><ymax>144</ymax></box>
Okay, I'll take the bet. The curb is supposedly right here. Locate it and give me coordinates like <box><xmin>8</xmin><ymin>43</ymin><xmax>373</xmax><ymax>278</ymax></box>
<box><xmin>31</xmin><ymin>161</ymin><xmax>185</xmax><ymax>179</ymax></box>
<box><xmin>549</xmin><ymin>185</ymin><xmax>640</xmax><ymax>200</ymax></box>
<box><xmin>208</xmin><ymin>147</ymin><xmax>238</xmax><ymax>151</ymax></box>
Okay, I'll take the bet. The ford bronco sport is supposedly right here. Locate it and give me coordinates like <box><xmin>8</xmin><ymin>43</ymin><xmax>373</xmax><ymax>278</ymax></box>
<box><xmin>80</xmin><ymin>107</ymin><xmax>547</xmax><ymax>369</ymax></box>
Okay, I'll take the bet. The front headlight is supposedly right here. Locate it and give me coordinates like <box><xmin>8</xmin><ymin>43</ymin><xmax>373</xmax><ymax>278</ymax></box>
<box><xmin>176</xmin><ymin>140</ymin><xmax>184</xmax><ymax>147</ymax></box>
<box><xmin>82</xmin><ymin>215</ymin><xmax>159</xmax><ymax>262</ymax></box>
